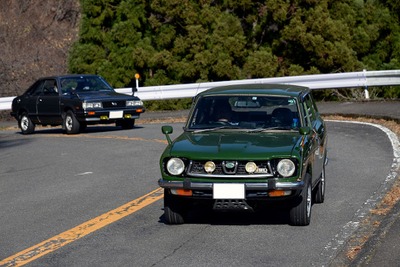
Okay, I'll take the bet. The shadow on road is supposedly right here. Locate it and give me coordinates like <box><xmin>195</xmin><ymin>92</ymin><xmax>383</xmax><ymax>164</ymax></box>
<box><xmin>158</xmin><ymin>206</ymin><xmax>293</xmax><ymax>226</ymax></box>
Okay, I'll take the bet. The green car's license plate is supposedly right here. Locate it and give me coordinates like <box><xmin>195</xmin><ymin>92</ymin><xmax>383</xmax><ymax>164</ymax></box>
<box><xmin>213</xmin><ymin>183</ymin><xmax>245</xmax><ymax>199</ymax></box>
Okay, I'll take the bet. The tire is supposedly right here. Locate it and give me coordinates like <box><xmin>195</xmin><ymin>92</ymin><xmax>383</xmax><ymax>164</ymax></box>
<box><xmin>79</xmin><ymin>122</ymin><xmax>87</xmax><ymax>132</ymax></box>
<box><xmin>290</xmin><ymin>174</ymin><xmax>312</xmax><ymax>226</ymax></box>
<box><xmin>64</xmin><ymin>111</ymin><xmax>80</xmax><ymax>134</ymax></box>
<box><xmin>314</xmin><ymin>165</ymin><xmax>326</xmax><ymax>204</ymax></box>
<box><xmin>119</xmin><ymin>119</ymin><xmax>135</xmax><ymax>129</ymax></box>
<box><xmin>19</xmin><ymin>113</ymin><xmax>35</xmax><ymax>134</ymax></box>
<box><xmin>164</xmin><ymin>189</ymin><xmax>187</xmax><ymax>224</ymax></box>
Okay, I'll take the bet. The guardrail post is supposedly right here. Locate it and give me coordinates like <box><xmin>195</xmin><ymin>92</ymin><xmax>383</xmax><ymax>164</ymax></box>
<box><xmin>364</xmin><ymin>86</ymin><xmax>370</xmax><ymax>100</ymax></box>
<box><xmin>362</xmin><ymin>69</ymin><xmax>370</xmax><ymax>100</ymax></box>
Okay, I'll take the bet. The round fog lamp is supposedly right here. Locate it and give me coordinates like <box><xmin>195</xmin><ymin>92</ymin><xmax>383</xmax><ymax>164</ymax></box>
<box><xmin>277</xmin><ymin>159</ymin><xmax>295</xmax><ymax>177</ymax></box>
<box><xmin>204</xmin><ymin>161</ymin><xmax>216</xmax><ymax>173</ymax></box>
<box><xmin>245</xmin><ymin>162</ymin><xmax>258</xmax><ymax>173</ymax></box>
<box><xmin>167</xmin><ymin>158</ymin><xmax>185</xmax><ymax>175</ymax></box>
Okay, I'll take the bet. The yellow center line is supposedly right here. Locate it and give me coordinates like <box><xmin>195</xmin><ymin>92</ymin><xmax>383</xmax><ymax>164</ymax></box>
<box><xmin>0</xmin><ymin>188</ymin><xmax>164</xmax><ymax>267</ymax></box>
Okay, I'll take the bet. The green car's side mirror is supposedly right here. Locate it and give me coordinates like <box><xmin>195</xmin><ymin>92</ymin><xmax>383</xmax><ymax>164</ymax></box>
<box><xmin>162</xmin><ymin>125</ymin><xmax>173</xmax><ymax>134</ymax></box>
<box><xmin>162</xmin><ymin>125</ymin><xmax>173</xmax><ymax>144</ymax></box>
<box><xmin>299</xmin><ymin>126</ymin><xmax>311</xmax><ymax>135</ymax></box>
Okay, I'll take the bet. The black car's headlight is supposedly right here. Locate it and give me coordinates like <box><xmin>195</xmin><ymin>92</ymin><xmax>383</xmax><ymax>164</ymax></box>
<box><xmin>166</xmin><ymin>158</ymin><xmax>185</xmax><ymax>175</ymax></box>
<box><xmin>126</xmin><ymin>100</ymin><xmax>143</xmax><ymax>106</ymax></box>
<box><xmin>83</xmin><ymin>102</ymin><xmax>102</xmax><ymax>109</ymax></box>
<box><xmin>277</xmin><ymin>159</ymin><xmax>296</xmax><ymax>177</ymax></box>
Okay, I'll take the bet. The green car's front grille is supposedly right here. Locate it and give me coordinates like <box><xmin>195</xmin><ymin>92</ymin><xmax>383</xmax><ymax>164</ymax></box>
<box><xmin>187</xmin><ymin>160</ymin><xmax>273</xmax><ymax>178</ymax></box>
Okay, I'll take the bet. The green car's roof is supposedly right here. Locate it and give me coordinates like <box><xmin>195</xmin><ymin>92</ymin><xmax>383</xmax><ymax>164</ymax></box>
<box><xmin>198</xmin><ymin>84</ymin><xmax>310</xmax><ymax>98</ymax></box>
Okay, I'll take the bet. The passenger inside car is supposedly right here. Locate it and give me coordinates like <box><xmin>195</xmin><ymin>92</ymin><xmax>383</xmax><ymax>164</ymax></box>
<box><xmin>271</xmin><ymin>107</ymin><xmax>295</xmax><ymax>127</ymax></box>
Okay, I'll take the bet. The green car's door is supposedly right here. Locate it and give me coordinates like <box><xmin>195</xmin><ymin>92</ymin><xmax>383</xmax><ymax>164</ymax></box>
<box><xmin>303</xmin><ymin>94</ymin><xmax>326</xmax><ymax>184</ymax></box>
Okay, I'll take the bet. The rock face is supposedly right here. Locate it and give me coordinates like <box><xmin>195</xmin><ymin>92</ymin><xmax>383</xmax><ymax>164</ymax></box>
<box><xmin>0</xmin><ymin>0</ymin><xmax>80</xmax><ymax>97</ymax></box>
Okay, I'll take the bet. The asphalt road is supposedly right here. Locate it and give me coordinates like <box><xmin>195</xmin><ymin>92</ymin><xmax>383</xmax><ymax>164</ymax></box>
<box><xmin>0</xmin><ymin>119</ymin><xmax>397</xmax><ymax>266</ymax></box>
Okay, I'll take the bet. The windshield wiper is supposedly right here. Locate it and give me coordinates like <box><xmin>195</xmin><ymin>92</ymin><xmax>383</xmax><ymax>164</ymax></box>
<box><xmin>192</xmin><ymin>125</ymin><xmax>239</xmax><ymax>133</ymax></box>
<box><xmin>246</xmin><ymin>126</ymin><xmax>292</xmax><ymax>133</ymax></box>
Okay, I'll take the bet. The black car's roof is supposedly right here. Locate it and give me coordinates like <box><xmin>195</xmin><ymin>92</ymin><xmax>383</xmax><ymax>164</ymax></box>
<box><xmin>38</xmin><ymin>74</ymin><xmax>101</xmax><ymax>80</ymax></box>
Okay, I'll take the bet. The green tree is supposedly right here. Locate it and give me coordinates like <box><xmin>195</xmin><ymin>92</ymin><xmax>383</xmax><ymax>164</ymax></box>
<box><xmin>68</xmin><ymin>0</ymin><xmax>400</xmax><ymax>101</ymax></box>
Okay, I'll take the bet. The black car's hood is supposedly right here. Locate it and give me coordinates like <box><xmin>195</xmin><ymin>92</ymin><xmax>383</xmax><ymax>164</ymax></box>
<box><xmin>75</xmin><ymin>91</ymin><xmax>138</xmax><ymax>101</ymax></box>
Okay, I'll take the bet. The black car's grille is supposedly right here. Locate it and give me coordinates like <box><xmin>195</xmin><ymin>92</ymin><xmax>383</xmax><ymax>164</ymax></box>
<box><xmin>188</xmin><ymin>160</ymin><xmax>273</xmax><ymax>178</ymax></box>
<box><xmin>102</xmin><ymin>100</ymin><xmax>126</xmax><ymax>108</ymax></box>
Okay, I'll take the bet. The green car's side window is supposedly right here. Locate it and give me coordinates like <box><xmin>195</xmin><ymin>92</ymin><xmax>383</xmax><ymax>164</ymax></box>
<box><xmin>302</xmin><ymin>94</ymin><xmax>318</xmax><ymax>127</ymax></box>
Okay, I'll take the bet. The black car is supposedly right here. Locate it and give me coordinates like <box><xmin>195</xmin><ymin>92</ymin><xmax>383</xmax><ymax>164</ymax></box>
<box><xmin>11</xmin><ymin>74</ymin><xmax>145</xmax><ymax>134</ymax></box>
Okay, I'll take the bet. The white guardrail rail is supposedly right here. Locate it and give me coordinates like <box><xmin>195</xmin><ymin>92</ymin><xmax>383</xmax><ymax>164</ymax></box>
<box><xmin>1</xmin><ymin>69</ymin><xmax>400</xmax><ymax>111</ymax></box>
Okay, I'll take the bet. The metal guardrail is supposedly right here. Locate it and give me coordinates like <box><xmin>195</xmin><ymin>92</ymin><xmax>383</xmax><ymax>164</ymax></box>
<box><xmin>0</xmin><ymin>97</ymin><xmax>16</xmax><ymax>111</ymax></box>
<box><xmin>1</xmin><ymin>69</ymin><xmax>400</xmax><ymax>111</ymax></box>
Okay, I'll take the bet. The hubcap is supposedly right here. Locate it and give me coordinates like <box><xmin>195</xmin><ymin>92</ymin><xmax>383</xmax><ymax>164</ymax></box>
<box><xmin>21</xmin><ymin>116</ymin><xmax>29</xmax><ymax>130</ymax></box>
<box><xmin>66</xmin><ymin>116</ymin><xmax>73</xmax><ymax>131</ymax></box>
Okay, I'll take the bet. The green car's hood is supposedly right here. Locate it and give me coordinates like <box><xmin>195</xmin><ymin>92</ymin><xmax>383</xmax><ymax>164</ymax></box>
<box><xmin>166</xmin><ymin>131</ymin><xmax>303</xmax><ymax>160</ymax></box>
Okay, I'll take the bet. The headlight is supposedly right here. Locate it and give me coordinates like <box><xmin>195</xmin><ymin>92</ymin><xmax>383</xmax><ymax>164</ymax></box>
<box><xmin>245</xmin><ymin>162</ymin><xmax>258</xmax><ymax>173</ymax></box>
<box><xmin>204</xmin><ymin>161</ymin><xmax>216</xmax><ymax>173</ymax></box>
<box><xmin>277</xmin><ymin>159</ymin><xmax>295</xmax><ymax>177</ymax></box>
<box><xmin>126</xmin><ymin>100</ymin><xmax>143</xmax><ymax>106</ymax></box>
<box><xmin>166</xmin><ymin>158</ymin><xmax>185</xmax><ymax>175</ymax></box>
<box><xmin>83</xmin><ymin>102</ymin><xmax>102</xmax><ymax>109</ymax></box>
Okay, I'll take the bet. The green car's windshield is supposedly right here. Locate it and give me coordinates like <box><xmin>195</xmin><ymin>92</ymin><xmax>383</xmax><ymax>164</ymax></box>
<box><xmin>60</xmin><ymin>76</ymin><xmax>114</xmax><ymax>94</ymax></box>
<box><xmin>186</xmin><ymin>95</ymin><xmax>301</xmax><ymax>131</ymax></box>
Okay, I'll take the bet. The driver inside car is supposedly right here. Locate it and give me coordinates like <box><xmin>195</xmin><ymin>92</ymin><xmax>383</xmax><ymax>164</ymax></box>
<box><xmin>212</xmin><ymin>101</ymin><xmax>237</xmax><ymax>125</ymax></box>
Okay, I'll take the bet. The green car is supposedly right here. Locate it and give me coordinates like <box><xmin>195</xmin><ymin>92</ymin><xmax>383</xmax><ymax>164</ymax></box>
<box><xmin>158</xmin><ymin>84</ymin><xmax>328</xmax><ymax>226</ymax></box>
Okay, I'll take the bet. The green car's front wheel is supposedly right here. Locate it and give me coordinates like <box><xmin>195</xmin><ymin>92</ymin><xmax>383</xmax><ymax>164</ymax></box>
<box><xmin>164</xmin><ymin>189</ymin><xmax>187</xmax><ymax>224</ymax></box>
<box><xmin>289</xmin><ymin>173</ymin><xmax>312</xmax><ymax>226</ymax></box>
<box><xmin>314</xmin><ymin>165</ymin><xmax>326</xmax><ymax>204</ymax></box>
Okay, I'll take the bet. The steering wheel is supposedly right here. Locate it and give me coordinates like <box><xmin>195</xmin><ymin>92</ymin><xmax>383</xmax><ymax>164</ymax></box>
<box><xmin>214</xmin><ymin>120</ymin><xmax>230</xmax><ymax>125</ymax></box>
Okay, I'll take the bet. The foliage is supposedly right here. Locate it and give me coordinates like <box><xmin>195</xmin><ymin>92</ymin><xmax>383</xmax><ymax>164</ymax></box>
<box><xmin>68</xmin><ymin>0</ymin><xmax>400</xmax><ymax>106</ymax></box>
<box><xmin>145</xmin><ymin>98</ymin><xmax>193</xmax><ymax>111</ymax></box>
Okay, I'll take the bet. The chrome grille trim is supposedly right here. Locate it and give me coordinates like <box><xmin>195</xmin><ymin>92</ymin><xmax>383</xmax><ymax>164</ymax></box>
<box><xmin>187</xmin><ymin>160</ymin><xmax>274</xmax><ymax>178</ymax></box>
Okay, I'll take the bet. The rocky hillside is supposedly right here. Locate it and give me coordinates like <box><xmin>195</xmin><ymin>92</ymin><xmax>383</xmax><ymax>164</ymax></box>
<box><xmin>0</xmin><ymin>0</ymin><xmax>80</xmax><ymax>97</ymax></box>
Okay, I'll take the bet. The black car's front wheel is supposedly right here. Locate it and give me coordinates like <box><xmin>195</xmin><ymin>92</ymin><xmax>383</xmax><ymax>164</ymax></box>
<box><xmin>64</xmin><ymin>111</ymin><xmax>80</xmax><ymax>134</ymax></box>
<box><xmin>19</xmin><ymin>113</ymin><xmax>35</xmax><ymax>134</ymax></box>
<box><xmin>289</xmin><ymin>173</ymin><xmax>312</xmax><ymax>226</ymax></box>
<box><xmin>164</xmin><ymin>189</ymin><xmax>188</xmax><ymax>224</ymax></box>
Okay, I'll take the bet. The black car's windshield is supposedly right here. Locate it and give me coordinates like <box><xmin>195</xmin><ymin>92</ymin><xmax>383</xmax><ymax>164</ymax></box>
<box><xmin>60</xmin><ymin>76</ymin><xmax>114</xmax><ymax>94</ymax></box>
<box><xmin>186</xmin><ymin>95</ymin><xmax>301</xmax><ymax>131</ymax></box>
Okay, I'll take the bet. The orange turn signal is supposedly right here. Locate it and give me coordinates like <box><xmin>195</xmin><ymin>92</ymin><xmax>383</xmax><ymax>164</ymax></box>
<box><xmin>172</xmin><ymin>189</ymin><xmax>193</xmax><ymax>196</ymax></box>
<box><xmin>88</xmin><ymin>111</ymin><xmax>95</xmax><ymax>115</ymax></box>
<box><xmin>136</xmin><ymin>108</ymin><xmax>143</xmax><ymax>113</ymax></box>
<box><xmin>269</xmin><ymin>190</ymin><xmax>291</xmax><ymax>197</ymax></box>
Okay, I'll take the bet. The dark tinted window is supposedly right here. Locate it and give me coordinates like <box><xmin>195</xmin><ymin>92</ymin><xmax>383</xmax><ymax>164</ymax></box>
<box><xmin>60</xmin><ymin>76</ymin><xmax>113</xmax><ymax>94</ymax></box>
<box><xmin>43</xmin><ymin>79</ymin><xmax>58</xmax><ymax>95</ymax></box>
<box><xmin>187</xmin><ymin>95</ymin><xmax>300</xmax><ymax>130</ymax></box>
<box><xmin>26</xmin><ymin>80</ymin><xmax>45</xmax><ymax>96</ymax></box>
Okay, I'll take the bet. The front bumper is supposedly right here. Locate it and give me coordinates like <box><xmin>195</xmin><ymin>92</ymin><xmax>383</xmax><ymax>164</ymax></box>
<box><xmin>77</xmin><ymin>108</ymin><xmax>144</xmax><ymax>122</ymax></box>
<box><xmin>158</xmin><ymin>178</ymin><xmax>304</xmax><ymax>191</ymax></box>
